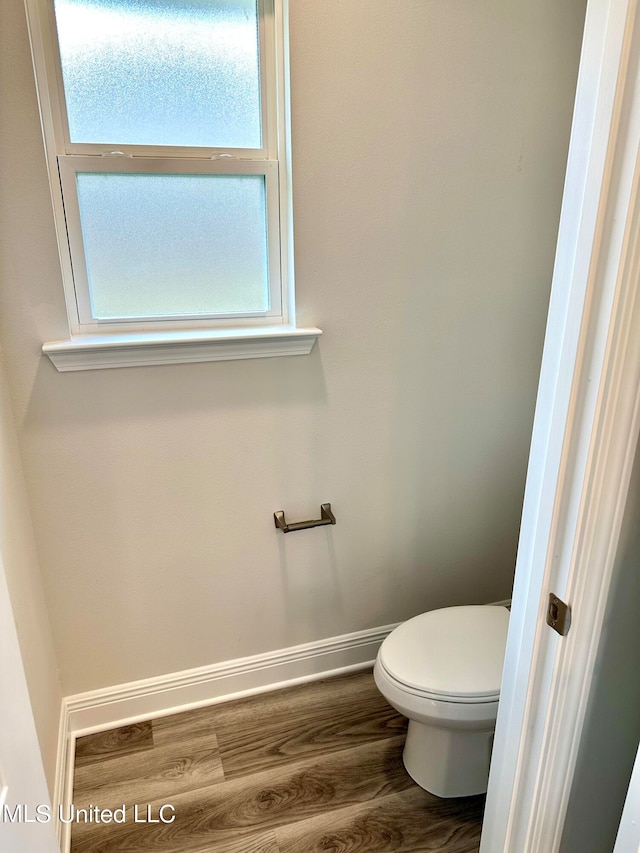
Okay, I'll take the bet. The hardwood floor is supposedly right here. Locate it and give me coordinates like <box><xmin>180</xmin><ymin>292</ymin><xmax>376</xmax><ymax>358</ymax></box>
<box><xmin>70</xmin><ymin>670</ymin><xmax>484</xmax><ymax>852</ymax></box>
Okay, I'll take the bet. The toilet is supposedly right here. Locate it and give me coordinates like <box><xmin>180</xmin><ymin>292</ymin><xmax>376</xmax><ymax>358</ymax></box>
<box><xmin>374</xmin><ymin>604</ymin><xmax>509</xmax><ymax>798</ymax></box>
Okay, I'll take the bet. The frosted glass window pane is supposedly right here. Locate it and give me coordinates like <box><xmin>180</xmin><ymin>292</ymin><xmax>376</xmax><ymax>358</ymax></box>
<box><xmin>75</xmin><ymin>173</ymin><xmax>270</xmax><ymax>319</ymax></box>
<box><xmin>53</xmin><ymin>0</ymin><xmax>262</xmax><ymax>148</ymax></box>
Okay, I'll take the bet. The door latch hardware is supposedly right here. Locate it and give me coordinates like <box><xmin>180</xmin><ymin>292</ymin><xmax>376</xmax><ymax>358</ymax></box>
<box><xmin>546</xmin><ymin>593</ymin><xmax>571</xmax><ymax>636</ymax></box>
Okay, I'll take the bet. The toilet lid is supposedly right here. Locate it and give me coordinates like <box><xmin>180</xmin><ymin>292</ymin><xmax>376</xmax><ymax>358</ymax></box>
<box><xmin>379</xmin><ymin>605</ymin><xmax>510</xmax><ymax>700</ymax></box>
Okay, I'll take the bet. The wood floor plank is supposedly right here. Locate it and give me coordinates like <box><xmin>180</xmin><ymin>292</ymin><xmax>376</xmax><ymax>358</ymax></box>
<box><xmin>276</xmin><ymin>787</ymin><xmax>484</xmax><ymax>853</ymax></box>
<box><xmin>75</xmin><ymin>722</ymin><xmax>154</xmax><ymax>768</ymax></box>
<box><xmin>188</xmin><ymin>829</ymin><xmax>280</xmax><ymax>853</ymax></box>
<box><xmin>153</xmin><ymin>670</ymin><xmax>401</xmax><ymax>753</ymax></box>
<box><xmin>70</xmin><ymin>736</ymin><xmax>412</xmax><ymax>852</ymax></box>
<box><xmin>152</xmin><ymin>704</ymin><xmax>229</xmax><ymax>748</ymax></box>
<box><xmin>212</xmin><ymin>674</ymin><xmax>406</xmax><ymax>780</ymax></box>
<box><xmin>73</xmin><ymin>733</ymin><xmax>224</xmax><ymax>812</ymax></box>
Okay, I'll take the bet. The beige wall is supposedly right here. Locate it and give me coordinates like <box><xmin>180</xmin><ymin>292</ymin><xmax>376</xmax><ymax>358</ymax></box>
<box><xmin>0</xmin><ymin>0</ymin><xmax>586</xmax><ymax>695</ymax></box>
<box><xmin>0</xmin><ymin>351</ymin><xmax>61</xmax><ymax>792</ymax></box>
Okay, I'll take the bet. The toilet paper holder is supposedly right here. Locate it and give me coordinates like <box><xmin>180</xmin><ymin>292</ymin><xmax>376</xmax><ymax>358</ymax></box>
<box><xmin>274</xmin><ymin>503</ymin><xmax>336</xmax><ymax>533</ymax></box>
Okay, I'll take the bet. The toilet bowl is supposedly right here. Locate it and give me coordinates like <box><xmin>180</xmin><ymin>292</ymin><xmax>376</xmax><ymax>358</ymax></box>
<box><xmin>374</xmin><ymin>604</ymin><xmax>509</xmax><ymax>798</ymax></box>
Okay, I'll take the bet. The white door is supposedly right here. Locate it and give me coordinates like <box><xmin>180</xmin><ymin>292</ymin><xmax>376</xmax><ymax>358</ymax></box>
<box><xmin>481</xmin><ymin>0</ymin><xmax>640</xmax><ymax>849</ymax></box>
<box><xmin>0</xmin><ymin>554</ymin><xmax>59</xmax><ymax>852</ymax></box>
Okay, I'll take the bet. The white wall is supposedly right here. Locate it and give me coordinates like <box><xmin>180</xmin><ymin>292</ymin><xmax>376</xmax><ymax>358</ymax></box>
<box><xmin>0</xmin><ymin>351</ymin><xmax>62</xmax><ymax>792</ymax></box>
<box><xmin>0</xmin><ymin>513</ymin><xmax>59</xmax><ymax>852</ymax></box>
<box><xmin>0</xmin><ymin>552</ymin><xmax>59</xmax><ymax>852</ymax></box>
<box><xmin>0</xmin><ymin>0</ymin><xmax>586</xmax><ymax>695</ymax></box>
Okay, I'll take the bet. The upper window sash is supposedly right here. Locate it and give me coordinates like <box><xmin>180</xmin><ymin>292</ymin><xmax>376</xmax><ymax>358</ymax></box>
<box><xmin>39</xmin><ymin>0</ymin><xmax>277</xmax><ymax>161</ymax></box>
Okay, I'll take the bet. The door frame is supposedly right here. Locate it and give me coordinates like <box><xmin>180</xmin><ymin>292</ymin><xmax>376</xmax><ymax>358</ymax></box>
<box><xmin>481</xmin><ymin>0</ymin><xmax>640</xmax><ymax>849</ymax></box>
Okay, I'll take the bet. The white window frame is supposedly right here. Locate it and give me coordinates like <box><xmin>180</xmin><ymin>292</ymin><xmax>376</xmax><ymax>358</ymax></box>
<box><xmin>24</xmin><ymin>0</ymin><xmax>321</xmax><ymax>370</ymax></box>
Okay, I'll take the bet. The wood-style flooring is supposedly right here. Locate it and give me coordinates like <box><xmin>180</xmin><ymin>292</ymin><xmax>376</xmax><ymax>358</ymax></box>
<box><xmin>70</xmin><ymin>670</ymin><xmax>484</xmax><ymax>852</ymax></box>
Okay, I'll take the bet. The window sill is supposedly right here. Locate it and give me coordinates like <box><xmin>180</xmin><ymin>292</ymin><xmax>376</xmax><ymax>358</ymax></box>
<box><xmin>42</xmin><ymin>325</ymin><xmax>322</xmax><ymax>372</ymax></box>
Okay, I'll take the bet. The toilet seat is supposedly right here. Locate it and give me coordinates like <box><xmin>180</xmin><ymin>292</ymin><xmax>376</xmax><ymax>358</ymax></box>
<box><xmin>378</xmin><ymin>605</ymin><xmax>509</xmax><ymax>702</ymax></box>
<box><xmin>376</xmin><ymin>659</ymin><xmax>499</xmax><ymax>705</ymax></box>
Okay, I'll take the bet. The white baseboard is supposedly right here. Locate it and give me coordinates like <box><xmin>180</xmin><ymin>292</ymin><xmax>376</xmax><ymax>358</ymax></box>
<box><xmin>54</xmin><ymin>623</ymin><xmax>396</xmax><ymax>851</ymax></box>
<box><xmin>64</xmin><ymin>623</ymin><xmax>397</xmax><ymax>735</ymax></box>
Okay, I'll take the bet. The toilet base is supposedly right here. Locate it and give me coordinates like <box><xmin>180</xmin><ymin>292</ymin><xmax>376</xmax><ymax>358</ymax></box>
<box><xmin>402</xmin><ymin>718</ymin><xmax>493</xmax><ymax>798</ymax></box>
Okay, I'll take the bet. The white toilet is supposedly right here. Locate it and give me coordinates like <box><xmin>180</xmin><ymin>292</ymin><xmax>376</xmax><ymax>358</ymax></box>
<box><xmin>374</xmin><ymin>604</ymin><xmax>509</xmax><ymax>798</ymax></box>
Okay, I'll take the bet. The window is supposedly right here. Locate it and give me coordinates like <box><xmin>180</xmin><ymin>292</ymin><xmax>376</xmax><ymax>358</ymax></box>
<box><xmin>25</xmin><ymin>0</ymin><xmax>320</xmax><ymax>370</ymax></box>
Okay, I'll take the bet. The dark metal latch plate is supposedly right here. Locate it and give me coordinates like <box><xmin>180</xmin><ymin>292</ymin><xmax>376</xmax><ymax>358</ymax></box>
<box><xmin>547</xmin><ymin>593</ymin><xmax>571</xmax><ymax>636</ymax></box>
